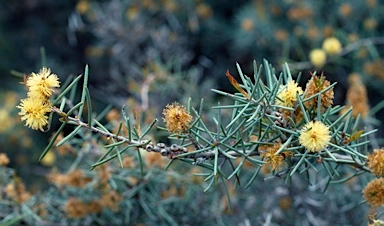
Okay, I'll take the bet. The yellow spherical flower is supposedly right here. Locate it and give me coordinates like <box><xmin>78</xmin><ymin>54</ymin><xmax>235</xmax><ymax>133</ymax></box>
<box><xmin>76</xmin><ymin>1</ymin><xmax>90</xmax><ymax>15</ymax></box>
<box><xmin>275</xmin><ymin>80</ymin><xmax>303</xmax><ymax>108</ymax></box>
<box><xmin>363</xmin><ymin>178</ymin><xmax>384</xmax><ymax>207</ymax></box>
<box><xmin>299</xmin><ymin>121</ymin><xmax>331</xmax><ymax>152</ymax></box>
<box><xmin>309</xmin><ymin>49</ymin><xmax>327</xmax><ymax>68</ymax></box>
<box><xmin>367</xmin><ymin>148</ymin><xmax>384</xmax><ymax>177</ymax></box>
<box><xmin>322</xmin><ymin>37</ymin><xmax>342</xmax><ymax>55</ymax></box>
<box><xmin>163</xmin><ymin>103</ymin><xmax>193</xmax><ymax>134</ymax></box>
<box><xmin>26</xmin><ymin>67</ymin><xmax>60</xmax><ymax>99</ymax></box>
<box><xmin>17</xmin><ymin>97</ymin><xmax>52</xmax><ymax>131</ymax></box>
<box><xmin>41</xmin><ymin>151</ymin><xmax>56</xmax><ymax>167</ymax></box>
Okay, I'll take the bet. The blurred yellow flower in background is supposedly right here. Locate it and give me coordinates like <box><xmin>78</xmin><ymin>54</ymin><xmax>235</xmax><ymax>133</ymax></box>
<box><xmin>309</xmin><ymin>49</ymin><xmax>327</xmax><ymax>68</ymax></box>
<box><xmin>322</xmin><ymin>37</ymin><xmax>342</xmax><ymax>55</ymax></box>
<box><xmin>41</xmin><ymin>151</ymin><xmax>56</xmax><ymax>167</ymax></box>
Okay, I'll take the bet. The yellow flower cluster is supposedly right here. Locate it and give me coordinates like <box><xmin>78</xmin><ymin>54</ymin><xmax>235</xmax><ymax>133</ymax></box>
<box><xmin>309</xmin><ymin>37</ymin><xmax>342</xmax><ymax>68</ymax></box>
<box><xmin>309</xmin><ymin>49</ymin><xmax>327</xmax><ymax>68</ymax></box>
<box><xmin>17</xmin><ymin>68</ymin><xmax>60</xmax><ymax>131</ymax></box>
<box><xmin>322</xmin><ymin>37</ymin><xmax>342</xmax><ymax>55</ymax></box>
<box><xmin>299</xmin><ymin>121</ymin><xmax>331</xmax><ymax>153</ymax></box>
<box><xmin>47</xmin><ymin>169</ymin><xmax>92</xmax><ymax>188</ymax></box>
<box><xmin>162</xmin><ymin>102</ymin><xmax>193</xmax><ymax>134</ymax></box>
<box><xmin>65</xmin><ymin>197</ymin><xmax>103</xmax><ymax>219</ymax></box>
<box><xmin>275</xmin><ymin>80</ymin><xmax>303</xmax><ymax>108</ymax></box>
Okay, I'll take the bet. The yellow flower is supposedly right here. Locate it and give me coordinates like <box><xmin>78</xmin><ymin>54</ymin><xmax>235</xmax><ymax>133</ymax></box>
<box><xmin>41</xmin><ymin>151</ymin><xmax>56</xmax><ymax>167</ymax></box>
<box><xmin>26</xmin><ymin>67</ymin><xmax>60</xmax><ymax>99</ymax></box>
<box><xmin>367</xmin><ymin>148</ymin><xmax>384</xmax><ymax>177</ymax></box>
<box><xmin>322</xmin><ymin>37</ymin><xmax>342</xmax><ymax>55</ymax></box>
<box><xmin>0</xmin><ymin>109</ymin><xmax>13</xmax><ymax>133</ymax></box>
<box><xmin>163</xmin><ymin>103</ymin><xmax>193</xmax><ymax>134</ymax></box>
<box><xmin>309</xmin><ymin>49</ymin><xmax>327</xmax><ymax>68</ymax></box>
<box><xmin>299</xmin><ymin>121</ymin><xmax>331</xmax><ymax>152</ymax></box>
<box><xmin>275</xmin><ymin>80</ymin><xmax>303</xmax><ymax>108</ymax></box>
<box><xmin>17</xmin><ymin>97</ymin><xmax>52</xmax><ymax>131</ymax></box>
<box><xmin>76</xmin><ymin>0</ymin><xmax>90</xmax><ymax>15</ymax></box>
<box><xmin>363</xmin><ymin>178</ymin><xmax>384</xmax><ymax>207</ymax></box>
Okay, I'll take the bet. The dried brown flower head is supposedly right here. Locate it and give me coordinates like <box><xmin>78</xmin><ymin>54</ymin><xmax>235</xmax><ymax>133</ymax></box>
<box><xmin>33</xmin><ymin>203</ymin><xmax>48</xmax><ymax>218</ymax></box>
<box><xmin>260</xmin><ymin>143</ymin><xmax>293</xmax><ymax>172</ymax></box>
<box><xmin>287</xmin><ymin>7</ymin><xmax>313</xmax><ymax>21</ymax></box>
<box><xmin>364</xmin><ymin>59</ymin><xmax>384</xmax><ymax>79</ymax></box>
<box><xmin>196</xmin><ymin>3</ymin><xmax>212</xmax><ymax>19</ymax></box>
<box><xmin>88</xmin><ymin>200</ymin><xmax>103</xmax><ymax>214</ymax></box>
<box><xmin>121</xmin><ymin>156</ymin><xmax>136</xmax><ymax>168</ymax></box>
<box><xmin>97</xmin><ymin>165</ymin><xmax>112</xmax><ymax>189</ymax></box>
<box><xmin>367</xmin><ymin>148</ymin><xmax>384</xmax><ymax>177</ymax></box>
<box><xmin>363</xmin><ymin>178</ymin><xmax>384</xmax><ymax>207</ymax></box>
<box><xmin>274</xmin><ymin>29</ymin><xmax>288</xmax><ymax>42</ymax></box>
<box><xmin>65</xmin><ymin>197</ymin><xmax>89</xmax><ymax>219</ymax></box>
<box><xmin>0</xmin><ymin>153</ymin><xmax>10</xmax><ymax>166</ymax></box>
<box><xmin>47</xmin><ymin>170</ymin><xmax>69</xmax><ymax>187</ymax></box>
<box><xmin>241</xmin><ymin>18</ymin><xmax>254</xmax><ymax>31</ymax></box>
<box><xmin>339</xmin><ymin>3</ymin><xmax>352</xmax><ymax>17</ymax></box>
<box><xmin>341</xmin><ymin>73</ymin><xmax>369</xmax><ymax>118</ymax></box>
<box><xmin>366</xmin><ymin>0</ymin><xmax>377</xmax><ymax>8</ymax></box>
<box><xmin>163</xmin><ymin>102</ymin><xmax>193</xmax><ymax>134</ymax></box>
<box><xmin>304</xmin><ymin>72</ymin><xmax>334</xmax><ymax>112</ymax></box>
<box><xmin>100</xmin><ymin>190</ymin><xmax>122</xmax><ymax>211</ymax></box>
<box><xmin>144</xmin><ymin>151</ymin><xmax>168</xmax><ymax>168</ymax></box>
<box><xmin>67</xmin><ymin>170</ymin><xmax>92</xmax><ymax>188</ymax></box>
<box><xmin>279</xmin><ymin>196</ymin><xmax>292</xmax><ymax>211</ymax></box>
<box><xmin>5</xmin><ymin>180</ymin><xmax>31</xmax><ymax>204</ymax></box>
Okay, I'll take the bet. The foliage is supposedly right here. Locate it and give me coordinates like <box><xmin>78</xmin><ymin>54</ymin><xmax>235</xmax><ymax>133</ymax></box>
<box><xmin>2</xmin><ymin>0</ymin><xmax>384</xmax><ymax>225</ymax></box>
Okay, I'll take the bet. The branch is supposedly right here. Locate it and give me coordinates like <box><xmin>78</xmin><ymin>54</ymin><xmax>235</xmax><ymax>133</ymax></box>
<box><xmin>51</xmin><ymin>107</ymin><xmax>149</xmax><ymax>147</ymax></box>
